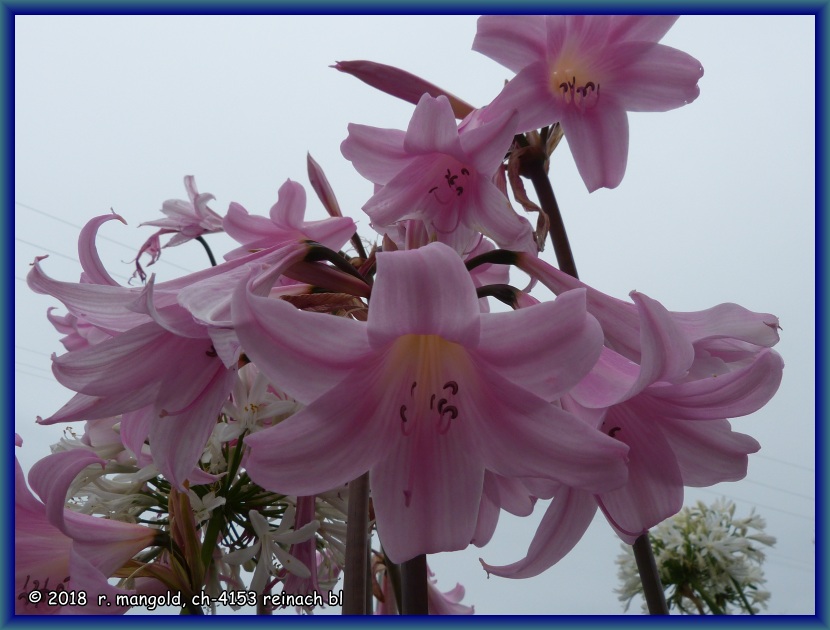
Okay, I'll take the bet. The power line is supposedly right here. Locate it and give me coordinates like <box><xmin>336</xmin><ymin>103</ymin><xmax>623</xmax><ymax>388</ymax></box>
<box><xmin>15</xmin><ymin>200</ymin><xmax>195</xmax><ymax>274</ymax></box>
<box><xmin>743</xmin><ymin>478</ymin><xmax>814</xmax><ymax>501</ymax></box>
<box><xmin>696</xmin><ymin>488</ymin><xmax>814</xmax><ymax>522</ymax></box>
<box><xmin>754</xmin><ymin>453</ymin><xmax>814</xmax><ymax>473</ymax></box>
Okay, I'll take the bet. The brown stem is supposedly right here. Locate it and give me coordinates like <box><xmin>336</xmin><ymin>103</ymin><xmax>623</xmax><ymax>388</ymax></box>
<box><xmin>520</xmin><ymin>148</ymin><xmax>578</xmax><ymax>279</ymax></box>
<box><xmin>342</xmin><ymin>472</ymin><xmax>370</xmax><ymax>614</ymax></box>
<box><xmin>400</xmin><ymin>554</ymin><xmax>428</xmax><ymax>615</ymax></box>
<box><xmin>633</xmin><ymin>534</ymin><xmax>669</xmax><ymax>615</ymax></box>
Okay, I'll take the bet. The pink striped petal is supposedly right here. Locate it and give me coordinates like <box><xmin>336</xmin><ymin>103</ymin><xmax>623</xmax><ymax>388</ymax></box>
<box><xmin>661</xmin><ymin>418</ymin><xmax>760</xmax><ymax>486</ymax></box>
<box><xmin>403</xmin><ymin>95</ymin><xmax>464</xmax><ymax>159</ymax></box>
<box><xmin>368</xmin><ymin>244</ymin><xmax>480</xmax><ymax>348</ymax></box>
<box><xmin>232</xmin><ymin>272</ymin><xmax>371</xmax><ymax>405</ymax></box>
<box><xmin>473</xmin><ymin>15</ymin><xmax>546</xmax><ymax>73</ymax></box>
<box><xmin>340</xmin><ymin>124</ymin><xmax>408</xmax><ymax>185</ymax></box>
<box><xmin>596</xmin><ymin>404</ymin><xmax>684</xmax><ymax>542</ymax></box>
<box><xmin>559</xmin><ymin>98</ymin><xmax>629</xmax><ymax>192</ymax></box>
<box><xmin>481</xmin><ymin>486</ymin><xmax>597</xmax><ymax>578</ymax></box>
<box><xmin>476</xmin><ymin>288</ymin><xmax>603</xmax><ymax>401</ymax></box>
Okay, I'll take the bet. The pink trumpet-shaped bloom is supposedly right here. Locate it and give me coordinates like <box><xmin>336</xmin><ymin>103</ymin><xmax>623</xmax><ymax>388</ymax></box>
<box><xmin>223</xmin><ymin>179</ymin><xmax>356</xmax><ymax>260</ymax></box>
<box><xmin>341</xmin><ymin>94</ymin><xmax>536</xmax><ymax>255</ymax></box>
<box><xmin>134</xmin><ymin>175</ymin><xmax>224</xmax><ymax>280</ymax></box>
<box><xmin>473</xmin><ymin>15</ymin><xmax>703</xmax><ymax>191</ymax></box>
<box><xmin>15</xmin><ymin>440</ymin><xmax>159</xmax><ymax>614</ymax></box>
<box><xmin>233</xmin><ymin>241</ymin><xmax>628</xmax><ymax>563</ymax></box>
<box><xmin>482</xmin><ymin>259</ymin><xmax>783</xmax><ymax>579</ymax></box>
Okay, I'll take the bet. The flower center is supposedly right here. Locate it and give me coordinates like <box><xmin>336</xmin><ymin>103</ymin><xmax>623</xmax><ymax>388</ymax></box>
<box><xmin>390</xmin><ymin>334</ymin><xmax>467</xmax><ymax>440</ymax></box>
<box><xmin>427</xmin><ymin>161</ymin><xmax>471</xmax><ymax>205</ymax></box>
<box><xmin>550</xmin><ymin>62</ymin><xmax>601</xmax><ymax>110</ymax></box>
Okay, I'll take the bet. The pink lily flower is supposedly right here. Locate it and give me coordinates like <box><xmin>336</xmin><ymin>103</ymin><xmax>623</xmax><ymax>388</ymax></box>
<box><xmin>223</xmin><ymin>179</ymin><xmax>356</xmax><ymax>260</ymax></box>
<box><xmin>233</xmin><ymin>241</ymin><xmax>628</xmax><ymax>563</ymax></box>
<box><xmin>473</xmin><ymin>15</ymin><xmax>703</xmax><ymax>191</ymax></box>
<box><xmin>15</xmin><ymin>439</ymin><xmax>160</xmax><ymax>614</ymax></box>
<box><xmin>481</xmin><ymin>258</ymin><xmax>783</xmax><ymax>579</ymax></box>
<box><xmin>28</xmin><ymin>213</ymin><xmax>323</xmax><ymax>488</ymax></box>
<box><xmin>341</xmin><ymin>94</ymin><xmax>536</xmax><ymax>255</ymax></box>
<box><xmin>134</xmin><ymin>175</ymin><xmax>224</xmax><ymax>280</ymax></box>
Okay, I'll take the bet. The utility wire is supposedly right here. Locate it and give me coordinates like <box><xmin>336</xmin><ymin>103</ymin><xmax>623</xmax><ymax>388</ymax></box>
<box><xmin>15</xmin><ymin>200</ymin><xmax>195</xmax><ymax>274</ymax></box>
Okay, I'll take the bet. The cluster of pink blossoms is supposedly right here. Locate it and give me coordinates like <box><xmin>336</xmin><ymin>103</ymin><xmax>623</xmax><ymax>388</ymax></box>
<box><xmin>17</xmin><ymin>15</ymin><xmax>782</xmax><ymax>616</ymax></box>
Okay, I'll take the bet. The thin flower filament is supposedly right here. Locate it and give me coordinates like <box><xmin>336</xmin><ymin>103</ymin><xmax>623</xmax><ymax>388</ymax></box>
<box><xmin>389</xmin><ymin>334</ymin><xmax>468</xmax><ymax>440</ymax></box>
<box><xmin>550</xmin><ymin>57</ymin><xmax>602</xmax><ymax>109</ymax></box>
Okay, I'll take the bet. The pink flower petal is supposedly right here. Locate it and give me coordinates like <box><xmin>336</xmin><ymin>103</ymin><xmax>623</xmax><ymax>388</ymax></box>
<box><xmin>472</xmin><ymin>15</ymin><xmax>547</xmax><ymax>73</ymax></box>
<box><xmin>244</xmin><ymin>356</ymin><xmax>395</xmax><ymax>496</ymax></box>
<box><xmin>78</xmin><ymin>212</ymin><xmax>127</xmax><ymax>286</ymax></box>
<box><xmin>232</xmin><ymin>272</ymin><xmax>372</xmax><ymax>405</ymax></box>
<box><xmin>371</xmin><ymin>404</ymin><xmax>484</xmax><ymax>562</ymax></box>
<box><xmin>596</xmin><ymin>404</ymin><xmax>684</xmax><ymax>541</ymax></box>
<box><xmin>470</xmin><ymin>364</ymin><xmax>629</xmax><ymax>493</ymax></box>
<box><xmin>661</xmin><ymin>417</ymin><xmax>760</xmax><ymax>486</ymax></box>
<box><xmin>150</xmin><ymin>363</ymin><xmax>237</xmax><ymax>489</ymax></box>
<box><xmin>671</xmin><ymin>303</ymin><xmax>781</xmax><ymax>347</ymax></box>
<box><xmin>608</xmin><ymin>15</ymin><xmax>679</xmax><ymax>43</ymax></box>
<box><xmin>368</xmin><ymin>244</ymin><xmax>480</xmax><ymax>349</ymax></box>
<box><xmin>609</xmin><ymin>42</ymin><xmax>703</xmax><ymax>112</ymax></box>
<box><xmin>476</xmin><ymin>288</ymin><xmax>603</xmax><ymax>401</ymax></box>
<box><xmin>481</xmin><ymin>486</ymin><xmax>597</xmax><ymax>579</ymax></box>
<box><xmin>269</xmin><ymin>179</ymin><xmax>306</xmax><ymax>226</ymax></box>
<box><xmin>340</xmin><ymin>124</ymin><xmax>408</xmax><ymax>185</ymax></box>
<box><xmin>559</xmin><ymin>98</ymin><xmax>629</xmax><ymax>192</ymax></box>
<box><xmin>403</xmin><ymin>95</ymin><xmax>464</xmax><ymax>159</ymax></box>
<box><xmin>645</xmin><ymin>348</ymin><xmax>784</xmax><ymax>420</ymax></box>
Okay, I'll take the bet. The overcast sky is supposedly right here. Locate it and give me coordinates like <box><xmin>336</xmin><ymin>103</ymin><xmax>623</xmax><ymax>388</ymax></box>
<box><xmin>14</xmin><ymin>14</ymin><xmax>815</xmax><ymax>615</ymax></box>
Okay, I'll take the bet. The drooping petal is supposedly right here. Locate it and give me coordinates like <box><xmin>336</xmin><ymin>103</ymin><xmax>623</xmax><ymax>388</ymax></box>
<box><xmin>671</xmin><ymin>303</ymin><xmax>781</xmax><ymax>347</ymax></box>
<box><xmin>50</xmin><ymin>323</ymin><xmax>181</xmax><ymax>398</ymax></box>
<box><xmin>559</xmin><ymin>98</ymin><xmax>630</xmax><ymax>192</ymax></box>
<box><xmin>596</xmin><ymin>404</ymin><xmax>684</xmax><ymax>542</ymax></box>
<box><xmin>466</xmin><ymin>178</ymin><xmax>536</xmax><ymax>252</ymax></box>
<box><xmin>645</xmin><ymin>349</ymin><xmax>784</xmax><ymax>420</ymax></box>
<box><xmin>368</xmin><ymin>244</ymin><xmax>481</xmax><ymax>348</ymax></box>
<box><xmin>481</xmin><ymin>486</ymin><xmax>597</xmax><ymax>579</ymax></box>
<box><xmin>476</xmin><ymin>288</ymin><xmax>603</xmax><ymax>401</ymax></box>
<box><xmin>660</xmin><ymin>417</ymin><xmax>760</xmax><ymax>486</ymax></box>
<box><xmin>78</xmin><ymin>212</ymin><xmax>127</xmax><ymax>286</ymax></box>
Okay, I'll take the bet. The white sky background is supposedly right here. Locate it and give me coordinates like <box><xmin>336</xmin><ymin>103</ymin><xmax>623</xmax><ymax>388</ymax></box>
<box><xmin>14</xmin><ymin>15</ymin><xmax>815</xmax><ymax>615</ymax></box>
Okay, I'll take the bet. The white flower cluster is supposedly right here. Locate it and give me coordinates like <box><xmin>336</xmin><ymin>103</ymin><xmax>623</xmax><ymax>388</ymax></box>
<box><xmin>616</xmin><ymin>498</ymin><xmax>776</xmax><ymax>615</ymax></box>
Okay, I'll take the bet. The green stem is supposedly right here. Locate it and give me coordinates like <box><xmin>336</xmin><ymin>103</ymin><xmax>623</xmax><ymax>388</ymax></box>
<box><xmin>730</xmin><ymin>576</ymin><xmax>756</xmax><ymax>615</ymax></box>
<box><xmin>689</xmin><ymin>578</ymin><xmax>726</xmax><ymax>615</ymax></box>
